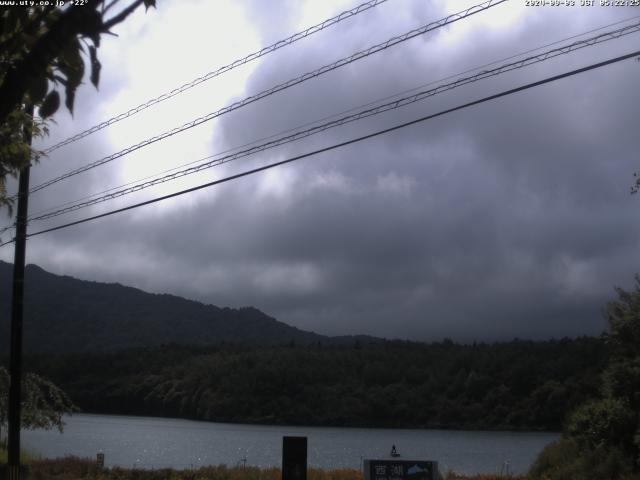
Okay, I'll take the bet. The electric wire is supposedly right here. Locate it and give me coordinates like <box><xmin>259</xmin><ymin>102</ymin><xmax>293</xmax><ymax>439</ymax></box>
<box><xmin>0</xmin><ymin>48</ymin><xmax>635</xmax><ymax>248</ymax></box>
<box><xmin>3</xmin><ymin>14</ymin><xmax>638</xmax><ymax>233</ymax></box>
<box><xmin>41</xmin><ymin>0</ymin><xmax>391</xmax><ymax>154</ymax></box>
<box><xmin>25</xmin><ymin>0</ymin><xmax>506</xmax><ymax>196</ymax></box>
<box><xmin>23</xmin><ymin>20</ymin><xmax>640</xmax><ymax>224</ymax></box>
<box><xmin>29</xmin><ymin>11</ymin><xmax>640</xmax><ymax>221</ymax></box>
<box><xmin>6</xmin><ymin>9</ymin><xmax>636</xmax><ymax>235</ymax></box>
<box><xmin>26</xmin><ymin>11</ymin><xmax>640</xmax><ymax>222</ymax></box>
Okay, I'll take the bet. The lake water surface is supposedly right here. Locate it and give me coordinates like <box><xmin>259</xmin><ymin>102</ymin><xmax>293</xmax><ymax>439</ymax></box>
<box><xmin>22</xmin><ymin>414</ymin><xmax>558</xmax><ymax>475</ymax></box>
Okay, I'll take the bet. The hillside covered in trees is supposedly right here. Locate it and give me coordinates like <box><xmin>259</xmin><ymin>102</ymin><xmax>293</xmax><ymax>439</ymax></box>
<box><xmin>22</xmin><ymin>337</ymin><xmax>607</xmax><ymax>432</ymax></box>
<box><xmin>0</xmin><ymin>261</ymin><xmax>376</xmax><ymax>353</ymax></box>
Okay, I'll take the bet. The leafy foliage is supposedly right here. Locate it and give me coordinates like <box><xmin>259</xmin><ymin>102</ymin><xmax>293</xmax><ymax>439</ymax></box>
<box><xmin>21</xmin><ymin>337</ymin><xmax>607</xmax><ymax>432</ymax></box>
<box><xmin>531</xmin><ymin>276</ymin><xmax>640</xmax><ymax>478</ymax></box>
<box><xmin>0</xmin><ymin>1</ymin><xmax>156</xmax><ymax>213</ymax></box>
<box><xmin>0</xmin><ymin>110</ymin><xmax>47</xmax><ymax>215</ymax></box>
<box><xmin>0</xmin><ymin>366</ymin><xmax>77</xmax><ymax>444</ymax></box>
<box><xmin>529</xmin><ymin>437</ymin><xmax>638</xmax><ymax>480</ymax></box>
<box><xmin>567</xmin><ymin>398</ymin><xmax>636</xmax><ymax>452</ymax></box>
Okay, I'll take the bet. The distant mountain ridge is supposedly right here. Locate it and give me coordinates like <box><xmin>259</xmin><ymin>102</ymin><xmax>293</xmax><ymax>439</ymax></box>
<box><xmin>0</xmin><ymin>261</ymin><xmax>378</xmax><ymax>353</ymax></box>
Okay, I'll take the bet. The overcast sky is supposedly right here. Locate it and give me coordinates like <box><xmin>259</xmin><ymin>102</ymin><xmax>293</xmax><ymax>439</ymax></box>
<box><xmin>2</xmin><ymin>0</ymin><xmax>639</xmax><ymax>342</ymax></box>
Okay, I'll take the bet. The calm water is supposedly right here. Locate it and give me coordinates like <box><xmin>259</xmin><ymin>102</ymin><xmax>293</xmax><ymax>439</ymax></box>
<box><xmin>22</xmin><ymin>414</ymin><xmax>558</xmax><ymax>475</ymax></box>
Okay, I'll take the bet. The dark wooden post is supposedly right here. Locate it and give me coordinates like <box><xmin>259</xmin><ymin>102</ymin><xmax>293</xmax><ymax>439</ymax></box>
<box><xmin>282</xmin><ymin>436</ymin><xmax>307</xmax><ymax>480</ymax></box>
<box><xmin>6</xmin><ymin>104</ymin><xmax>33</xmax><ymax>480</ymax></box>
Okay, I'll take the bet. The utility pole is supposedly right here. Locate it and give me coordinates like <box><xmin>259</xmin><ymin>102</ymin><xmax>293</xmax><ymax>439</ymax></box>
<box><xmin>6</xmin><ymin>104</ymin><xmax>33</xmax><ymax>480</ymax></box>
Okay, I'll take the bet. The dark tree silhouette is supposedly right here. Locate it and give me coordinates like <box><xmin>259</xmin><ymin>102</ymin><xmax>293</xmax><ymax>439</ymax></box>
<box><xmin>0</xmin><ymin>0</ymin><xmax>156</xmax><ymax>212</ymax></box>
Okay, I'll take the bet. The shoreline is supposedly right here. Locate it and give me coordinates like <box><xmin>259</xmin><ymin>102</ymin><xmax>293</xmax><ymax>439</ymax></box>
<box><xmin>21</xmin><ymin>413</ymin><xmax>554</xmax><ymax>476</ymax></box>
<box><xmin>61</xmin><ymin>412</ymin><xmax>562</xmax><ymax>435</ymax></box>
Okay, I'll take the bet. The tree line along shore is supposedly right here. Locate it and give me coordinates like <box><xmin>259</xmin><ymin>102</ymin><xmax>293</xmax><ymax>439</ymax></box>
<box><xmin>19</xmin><ymin>337</ymin><xmax>606</xmax><ymax>432</ymax></box>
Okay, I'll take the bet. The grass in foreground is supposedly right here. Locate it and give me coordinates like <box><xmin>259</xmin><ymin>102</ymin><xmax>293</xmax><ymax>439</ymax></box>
<box><xmin>20</xmin><ymin>456</ymin><xmax>527</xmax><ymax>480</ymax></box>
<box><xmin>0</xmin><ymin>447</ymin><xmax>36</xmax><ymax>464</ymax></box>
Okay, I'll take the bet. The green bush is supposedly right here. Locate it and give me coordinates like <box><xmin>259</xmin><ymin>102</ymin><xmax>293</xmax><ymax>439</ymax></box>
<box><xmin>529</xmin><ymin>437</ymin><xmax>638</xmax><ymax>480</ymax></box>
<box><xmin>567</xmin><ymin>398</ymin><xmax>636</xmax><ymax>452</ymax></box>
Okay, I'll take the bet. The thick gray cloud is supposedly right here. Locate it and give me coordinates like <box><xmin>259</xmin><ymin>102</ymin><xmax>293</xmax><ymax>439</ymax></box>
<box><xmin>2</xmin><ymin>0</ymin><xmax>639</xmax><ymax>342</ymax></box>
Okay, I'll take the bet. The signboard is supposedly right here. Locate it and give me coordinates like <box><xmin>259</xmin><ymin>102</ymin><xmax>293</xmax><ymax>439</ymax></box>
<box><xmin>363</xmin><ymin>459</ymin><xmax>438</xmax><ymax>480</ymax></box>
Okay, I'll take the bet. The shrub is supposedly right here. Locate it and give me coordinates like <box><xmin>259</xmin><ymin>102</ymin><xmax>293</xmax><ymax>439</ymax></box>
<box><xmin>529</xmin><ymin>437</ymin><xmax>638</xmax><ymax>480</ymax></box>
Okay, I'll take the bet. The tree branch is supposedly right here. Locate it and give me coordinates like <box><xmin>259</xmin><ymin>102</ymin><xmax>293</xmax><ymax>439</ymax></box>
<box><xmin>103</xmin><ymin>0</ymin><xmax>145</xmax><ymax>30</ymax></box>
<box><xmin>0</xmin><ymin>1</ymin><xmax>148</xmax><ymax>124</ymax></box>
<box><xmin>103</xmin><ymin>0</ymin><xmax>124</xmax><ymax>14</ymax></box>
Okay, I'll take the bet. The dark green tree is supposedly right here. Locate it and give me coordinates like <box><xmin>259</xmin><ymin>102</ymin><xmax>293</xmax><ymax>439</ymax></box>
<box><xmin>0</xmin><ymin>0</ymin><xmax>156</xmax><ymax>212</ymax></box>
<box><xmin>531</xmin><ymin>276</ymin><xmax>640</xmax><ymax>479</ymax></box>
<box><xmin>0</xmin><ymin>366</ymin><xmax>77</xmax><ymax>446</ymax></box>
<box><xmin>598</xmin><ymin>276</ymin><xmax>640</xmax><ymax>466</ymax></box>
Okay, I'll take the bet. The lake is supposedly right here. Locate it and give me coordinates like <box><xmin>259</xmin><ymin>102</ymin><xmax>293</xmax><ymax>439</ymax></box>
<box><xmin>22</xmin><ymin>414</ymin><xmax>558</xmax><ymax>475</ymax></box>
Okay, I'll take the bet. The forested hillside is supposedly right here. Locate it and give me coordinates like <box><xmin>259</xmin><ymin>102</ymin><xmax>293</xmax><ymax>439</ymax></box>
<box><xmin>0</xmin><ymin>262</ymin><xmax>375</xmax><ymax>353</ymax></box>
<box><xmin>23</xmin><ymin>338</ymin><xmax>607</xmax><ymax>431</ymax></box>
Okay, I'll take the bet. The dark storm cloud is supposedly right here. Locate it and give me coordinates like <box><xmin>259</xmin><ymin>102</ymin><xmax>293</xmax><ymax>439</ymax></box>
<box><xmin>194</xmin><ymin>2</ymin><xmax>640</xmax><ymax>340</ymax></box>
<box><xmin>5</xmin><ymin>1</ymin><xmax>640</xmax><ymax>342</ymax></box>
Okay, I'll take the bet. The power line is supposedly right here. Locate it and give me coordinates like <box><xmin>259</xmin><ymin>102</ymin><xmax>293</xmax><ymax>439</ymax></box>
<box><xmin>25</xmin><ymin>20</ymin><xmax>640</xmax><ymax>223</ymax></box>
<box><xmin>41</xmin><ymin>0</ymin><xmax>391</xmax><ymax>154</ymax></box>
<box><xmin>6</xmin><ymin>14</ymin><xmax>638</xmax><ymax>230</ymax></box>
<box><xmin>2</xmin><ymin>48</ymin><xmax>635</xmax><ymax>247</ymax></box>
<box><xmin>12</xmin><ymin>11</ymin><xmax>640</xmax><ymax>229</ymax></box>
<box><xmin>26</xmin><ymin>0</ymin><xmax>506</xmax><ymax>196</ymax></box>
<box><xmin>26</xmin><ymin>11</ymin><xmax>640</xmax><ymax>222</ymax></box>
